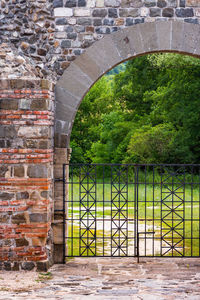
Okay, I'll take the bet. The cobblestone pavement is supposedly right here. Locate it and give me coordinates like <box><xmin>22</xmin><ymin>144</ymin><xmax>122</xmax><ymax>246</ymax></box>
<box><xmin>0</xmin><ymin>258</ymin><xmax>200</xmax><ymax>299</ymax></box>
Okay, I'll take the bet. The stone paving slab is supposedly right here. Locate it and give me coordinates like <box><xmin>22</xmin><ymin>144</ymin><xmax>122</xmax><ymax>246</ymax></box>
<box><xmin>0</xmin><ymin>258</ymin><xmax>200</xmax><ymax>299</ymax></box>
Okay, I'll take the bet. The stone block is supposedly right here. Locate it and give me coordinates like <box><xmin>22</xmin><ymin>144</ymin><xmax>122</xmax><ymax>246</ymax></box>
<box><xmin>27</xmin><ymin>165</ymin><xmax>48</xmax><ymax>178</ymax></box>
<box><xmin>0</xmin><ymin>192</ymin><xmax>14</xmax><ymax>200</ymax></box>
<box><xmin>111</xmin><ymin>26</ymin><xmax>142</xmax><ymax>60</ymax></box>
<box><xmin>65</xmin><ymin>0</ymin><xmax>76</xmax><ymax>7</ymax></box>
<box><xmin>0</xmin><ymin>127</ymin><xmax>5</xmax><ymax>138</ymax></box>
<box><xmin>77</xmin><ymin>18</ymin><xmax>92</xmax><ymax>25</ymax></box>
<box><xmin>16</xmin><ymin>191</ymin><xmax>29</xmax><ymax>200</ymax></box>
<box><xmin>57</xmin><ymin>63</ymin><xmax>92</xmax><ymax>99</ymax></box>
<box><xmin>74</xmin><ymin>8</ymin><xmax>91</xmax><ymax>16</ymax></box>
<box><xmin>0</xmin><ymin>99</ymin><xmax>18</xmax><ymax>110</ymax></box>
<box><xmin>12</xmin><ymin>262</ymin><xmax>20</xmax><ymax>271</ymax></box>
<box><xmin>30</xmin><ymin>99</ymin><xmax>48</xmax><ymax>110</ymax></box>
<box><xmin>55</xmin><ymin>90</ymin><xmax>79</xmax><ymax>123</ymax></box>
<box><xmin>108</xmin><ymin>8</ymin><xmax>118</xmax><ymax>18</ymax></box>
<box><xmin>4</xmin><ymin>262</ymin><xmax>11</xmax><ymax>271</ymax></box>
<box><xmin>39</xmin><ymin>140</ymin><xmax>51</xmax><ymax>149</ymax></box>
<box><xmin>138</xmin><ymin>22</ymin><xmax>158</xmax><ymax>53</ymax></box>
<box><xmin>186</xmin><ymin>0</ymin><xmax>200</xmax><ymax>6</ymax></box>
<box><xmin>87</xmin><ymin>0</ymin><xmax>95</xmax><ymax>7</ymax></box>
<box><xmin>157</xmin><ymin>0</ymin><xmax>167</xmax><ymax>8</ymax></box>
<box><xmin>171</xmin><ymin>21</ymin><xmax>184</xmax><ymax>51</ymax></box>
<box><xmin>16</xmin><ymin>238</ymin><xmax>29</xmax><ymax>247</ymax></box>
<box><xmin>54</xmin><ymin>132</ymin><xmax>69</xmax><ymax>148</ymax></box>
<box><xmin>41</xmin><ymin>191</ymin><xmax>49</xmax><ymax>198</ymax></box>
<box><xmin>61</xmin><ymin>40</ymin><xmax>71</xmax><ymax>48</ymax></box>
<box><xmin>54</xmin><ymin>8</ymin><xmax>73</xmax><ymax>17</ymax></box>
<box><xmin>156</xmin><ymin>21</ymin><xmax>172</xmax><ymax>51</ymax></box>
<box><xmin>0</xmin><ymin>166</ymin><xmax>8</xmax><ymax>177</ymax></box>
<box><xmin>78</xmin><ymin>0</ymin><xmax>86</xmax><ymax>7</ymax></box>
<box><xmin>5</xmin><ymin>126</ymin><xmax>17</xmax><ymax>138</ymax></box>
<box><xmin>150</xmin><ymin>8</ymin><xmax>161</xmax><ymax>17</ymax></box>
<box><xmin>54</xmin><ymin>148</ymin><xmax>69</xmax><ymax>164</ymax></box>
<box><xmin>53</xmin><ymin>0</ymin><xmax>63</xmax><ymax>8</ymax></box>
<box><xmin>53</xmin><ymin>244</ymin><xmax>64</xmax><ymax>263</ymax></box>
<box><xmin>14</xmin><ymin>165</ymin><xmax>24</xmax><ymax>178</ymax></box>
<box><xmin>53</xmin><ymin>222</ymin><xmax>64</xmax><ymax>244</ymax></box>
<box><xmin>92</xmin><ymin>9</ymin><xmax>107</xmax><ymax>17</ymax></box>
<box><xmin>12</xmin><ymin>213</ymin><xmax>26</xmax><ymax>224</ymax></box>
<box><xmin>176</xmin><ymin>8</ymin><xmax>194</xmax><ymax>18</ymax></box>
<box><xmin>96</xmin><ymin>0</ymin><xmax>104</xmax><ymax>7</ymax></box>
<box><xmin>18</xmin><ymin>126</ymin><xmax>50</xmax><ymax>139</ymax></box>
<box><xmin>122</xmin><ymin>0</ymin><xmax>139</xmax><ymax>7</ymax></box>
<box><xmin>30</xmin><ymin>213</ymin><xmax>48</xmax><ymax>223</ymax></box>
<box><xmin>144</xmin><ymin>0</ymin><xmax>156</xmax><ymax>7</ymax></box>
<box><xmin>183</xmin><ymin>22</ymin><xmax>200</xmax><ymax>54</ymax></box>
<box><xmin>0</xmin><ymin>214</ymin><xmax>9</xmax><ymax>223</ymax></box>
<box><xmin>56</xmin><ymin>18</ymin><xmax>68</xmax><ymax>25</ymax></box>
<box><xmin>21</xmin><ymin>262</ymin><xmax>35</xmax><ymax>271</ymax></box>
<box><xmin>19</xmin><ymin>99</ymin><xmax>31</xmax><ymax>110</ymax></box>
<box><xmin>36</xmin><ymin>261</ymin><xmax>49</xmax><ymax>272</ymax></box>
<box><xmin>162</xmin><ymin>8</ymin><xmax>174</xmax><ymax>17</ymax></box>
<box><xmin>85</xmin><ymin>34</ymin><xmax>121</xmax><ymax>74</ymax></box>
<box><xmin>105</xmin><ymin>0</ymin><xmax>120</xmax><ymax>7</ymax></box>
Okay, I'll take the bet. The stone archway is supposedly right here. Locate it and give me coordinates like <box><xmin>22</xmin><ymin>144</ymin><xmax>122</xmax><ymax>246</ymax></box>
<box><xmin>55</xmin><ymin>20</ymin><xmax>200</xmax><ymax>148</ymax></box>
<box><xmin>53</xmin><ymin>20</ymin><xmax>200</xmax><ymax>262</ymax></box>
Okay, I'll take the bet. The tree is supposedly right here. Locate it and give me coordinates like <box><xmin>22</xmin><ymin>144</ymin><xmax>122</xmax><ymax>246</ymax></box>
<box><xmin>70</xmin><ymin>53</ymin><xmax>200</xmax><ymax>164</ymax></box>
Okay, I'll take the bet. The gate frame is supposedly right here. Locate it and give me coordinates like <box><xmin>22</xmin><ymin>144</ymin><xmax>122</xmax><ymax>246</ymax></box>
<box><xmin>63</xmin><ymin>163</ymin><xmax>200</xmax><ymax>261</ymax></box>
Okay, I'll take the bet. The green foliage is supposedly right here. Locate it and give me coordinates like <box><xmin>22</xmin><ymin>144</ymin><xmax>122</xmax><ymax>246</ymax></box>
<box><xmin>70</xmin><ymin>53</ymin><xmax>200</xmax><ymax>164</ymax></box>
<box><xmin>126</xmin><ymin>124</ymin><xmax>175</xmax><ymax>163</ymax></box>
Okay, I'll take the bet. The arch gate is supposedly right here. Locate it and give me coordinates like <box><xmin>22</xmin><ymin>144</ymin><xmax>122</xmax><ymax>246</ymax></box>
<box><xmin>54</xmin><ymin>20</ymin><xmax>200</xmax><ymax>262</ymax></box>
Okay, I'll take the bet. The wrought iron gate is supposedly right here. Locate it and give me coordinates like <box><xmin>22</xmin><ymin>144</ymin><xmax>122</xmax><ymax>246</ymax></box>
<box><xmin>63</xmin><ymin>164</ymin><xmax>200</xmax><ymax>259</ymax></box>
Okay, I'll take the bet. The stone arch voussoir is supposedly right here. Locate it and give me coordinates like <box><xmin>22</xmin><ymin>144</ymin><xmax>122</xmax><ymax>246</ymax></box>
<box><xmin>55</xmin><ymin>20</ymin><xmax>200</xmax><ymax>148</ymax></box>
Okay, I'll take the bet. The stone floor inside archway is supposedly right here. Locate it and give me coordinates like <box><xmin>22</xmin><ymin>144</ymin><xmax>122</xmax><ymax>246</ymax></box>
<box><xmin>0</xmin><ymin>258</ymin><xmax>200</xmax><ymax>299</ymax></box>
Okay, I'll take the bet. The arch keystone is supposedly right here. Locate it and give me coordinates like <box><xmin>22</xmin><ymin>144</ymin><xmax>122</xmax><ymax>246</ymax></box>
<box><xmin>156</xmin><ymin>21</ymin><xmax>172</xmax><ymax>51</ymax></box>
<box><xmin>138</xmin><ymin>22</ymin><xmax>158</xmax><ymax>53</ymax></box>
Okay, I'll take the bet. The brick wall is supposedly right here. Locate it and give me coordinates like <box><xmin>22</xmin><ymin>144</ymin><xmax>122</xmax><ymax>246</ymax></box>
<box><xmin>0</xmin><ymin>79</ymin><xmax>54</xmax><ymax>271</ymax></box>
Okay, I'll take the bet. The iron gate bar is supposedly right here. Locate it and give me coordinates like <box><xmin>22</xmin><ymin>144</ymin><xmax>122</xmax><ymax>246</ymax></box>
<box><xmin>64</xmin><ymin>163</ymin><xmax>200</xmax><ymax>259</ymax></box>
